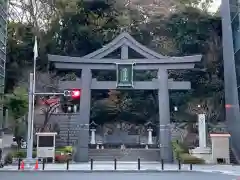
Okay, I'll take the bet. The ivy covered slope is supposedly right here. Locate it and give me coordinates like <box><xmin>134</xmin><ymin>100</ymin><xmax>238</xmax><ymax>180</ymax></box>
<box><xmin>5</xmin><ymin>0</ymin><xmax>222</xmax><ymax>135</ymax></box>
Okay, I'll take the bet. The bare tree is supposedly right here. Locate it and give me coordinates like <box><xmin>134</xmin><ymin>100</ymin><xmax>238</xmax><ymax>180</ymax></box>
<box><xmin>9</xmin><ymin>0</ymin><xmax>55</xmax><ymax>30</ymax></box>
<box><xmin>9</xmin><ymin>0</ymin><xmax>79</xmax><ymax>30</ymax></box>
<box><xmin>35</xmin><ymin>72</ymin><xmax>77</xmax><ymax>131</ymax></box>
<box><xmin>38</xmin><ymin>96</ymin><xmax>60</xmax><ymax>131</ymax></box>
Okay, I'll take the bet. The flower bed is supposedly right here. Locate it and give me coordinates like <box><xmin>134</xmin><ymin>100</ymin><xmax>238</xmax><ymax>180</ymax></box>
<box><xmin>55</xmin><ymin>154</ymin><xmax>71</xmax><ymax>163</ymax></box>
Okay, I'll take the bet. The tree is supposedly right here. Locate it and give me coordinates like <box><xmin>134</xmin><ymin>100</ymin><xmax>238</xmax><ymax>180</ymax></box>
<box><xmin>37</xmin><ymin>97</ymin><xmax>60</xmax><ymax>132</ymax></box>
<box><xmin>35</xmin><ymin>72</ymin><xmax>77</xmax><ymax>131</ymax></box>
<box><xmin>6</xmin><ymin>22</ymin><xmax>35</xmax><ymax>91</ymax></box>
<box><xmin>4</xmin><ymin>87</ymin><xmax>28</xmax><ymax>121</ymax></box>
<box><xmin>5</xmin><ymin>0</ymin><xmax>224</xmax><ymax>134</ymax></box>
<box><xmin>164</xmin><ymin>7</ymin><xmax>223</xmax><ymax>122</ymax></box>
<box><xmin>3</xmin><ymin>86</ymin><xmax>28</xmax><ymax>148</ymax></box>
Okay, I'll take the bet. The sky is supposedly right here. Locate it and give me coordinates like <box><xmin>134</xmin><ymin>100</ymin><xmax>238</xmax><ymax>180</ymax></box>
<box><xmin>209</xmin><ymin>0</ymin><xmax>221</xmax><ymax>12</ymax></box>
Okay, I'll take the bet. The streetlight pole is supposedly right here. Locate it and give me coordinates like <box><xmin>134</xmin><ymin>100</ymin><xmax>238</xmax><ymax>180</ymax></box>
<box><xmin>26</xmin><ymin>0</ymin><xmax>38</xmax><ymax>163</ymax></box>
<box><xmin>26</xmin><ymin>73</ymin><xmax>34</xmax><ymax>160</ymax></box>
<box><xmin>26</xmin><ymin>35</ymin><xmax>37</xmax><ymax>163</ymax></box>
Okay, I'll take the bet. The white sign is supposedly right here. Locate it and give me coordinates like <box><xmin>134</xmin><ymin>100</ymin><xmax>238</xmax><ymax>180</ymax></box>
<box><xmin>37</xmin><ymin>147</ymin><xmax>55</xmax><ymax>158</ymax></box>
<box><xmin>36</xmin><ymin>132</ymin><xmax>57</xmax><ymax>159</ymax></box>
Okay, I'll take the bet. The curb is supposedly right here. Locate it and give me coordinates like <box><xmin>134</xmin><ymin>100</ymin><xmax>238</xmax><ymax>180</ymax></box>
<box><xmin>0</xmin><ymin>170</ymin><xmax>215</xmax><ymax>173</ymax></box>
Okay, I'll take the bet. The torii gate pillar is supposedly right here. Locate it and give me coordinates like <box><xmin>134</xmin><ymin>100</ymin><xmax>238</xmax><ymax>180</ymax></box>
<box><xmin>158</xmin><ymin>69</ymin><xmax>172</xmax><ymax>161</ymax></box>
<box><xmin>73</xmin><ymin>69</ymin><xmax>92</xmax><ymax>162</ymax></box>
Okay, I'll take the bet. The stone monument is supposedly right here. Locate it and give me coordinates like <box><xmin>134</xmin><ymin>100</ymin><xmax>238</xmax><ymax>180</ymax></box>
<box><xmin>190</xmin><ymin>114</ymin><xmax>211</xmax><ymax>162</ymax></box>
<box><xmin>147</xmin><ymin>128</ymin><xmax>153</xmax><ymax>144</ymax></box>
<box><xmin>90</xmin><ymin>128</ymin><xmax>96</xmax><ymax>144</ymax></box>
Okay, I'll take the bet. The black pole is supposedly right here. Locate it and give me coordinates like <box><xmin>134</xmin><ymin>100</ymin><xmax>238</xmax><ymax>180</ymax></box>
<box><xmin>42</xmin><ymin>158</ymin><xmax>45</xmax><ymax>170</ymax></box>
<box><xmin>90</xmin><ymin>159</ymin><xmax>93</xmax><ymax>170</ymax></box>
<box><xmin>67</xmin><ymin>114</ymin><xmax>70</xmax><ymax>146</ymax></box>
<box><xmin>178</xmin><ymin>160</ymin><xmax>181</xmax><ymax>170</ymax></box>
<box><xmin>18</xmin><ymin>158</ymin><xmax>21</xmax><ymax>170</ymax></box>
<box><xmin>67</xmin><ymin>129</ymin><xmax>70</xmax><ymax>146</ymax></box>
<box><xmin>190</xmin><ymin>163</ymin><xmax>192</xmax><ymax>170</ymax></box>
<box><xmin>138</xmin><ymin>158</ymin><xmax>140</xmax><ymax>170</ymax></box>
<box><xmin>114</xmin><ymin>158</ymin><xmax>117</xmax><ymax>170</ymax></box>
<box><xmin>66</xmin><ymin>159</ymin><xmax>69</xmax><ymax>170</ymax></box>
<box><xmin>161</xmin><ymin>159</ymin><xmax>164</xmax><ymax>170</ymax></box>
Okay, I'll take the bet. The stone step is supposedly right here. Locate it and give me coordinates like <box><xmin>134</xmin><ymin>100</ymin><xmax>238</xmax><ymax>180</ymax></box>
<box><xmin>230</xmin><ymin>147</ymin><xmax>239</xmax><ymax>164</ymax></box>
<box><xmin>58</xmin><ymin>131</ymin><xmax>80</xmax><ymax>134</ymax></box>
<box><xmin>88</xmin><ymin>149</ymin><xmax>160</xmax><ymax>161</ymax></box>
<box><xmin>58</xmin><ymin>124</ymin><xmax>81</xmax><ymax>127</ymax></box>
<box><xmin>58</xmin><ymin>133</ymin><xmax>79</xmax><ymax>137</ymax></box>
<box><xmin>56</xmin><ymin>116</ymin><xmax>84</xmax><ymax>147</ymax></box>
<box><xmin>89</xmin><ymin>152</ymin><xmax>125</xmax><ymax>156</ymax></box>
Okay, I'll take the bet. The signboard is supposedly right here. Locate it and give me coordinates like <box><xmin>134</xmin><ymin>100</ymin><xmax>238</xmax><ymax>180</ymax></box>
<box><xmin>116</xmin><ymin>63</ymin><xmax>134</xmax><ymax>87</ymax></box>
<box><xmin>36</xmin><ymin>132</ymin><xmax>57</xmax><ymax>160</ymax></box>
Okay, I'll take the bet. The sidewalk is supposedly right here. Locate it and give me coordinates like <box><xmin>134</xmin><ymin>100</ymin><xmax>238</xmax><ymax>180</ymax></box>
<box><xmin>1</xmin><ymin>162</ymin><xmax>240</xmax><ymax>176</ymax></box>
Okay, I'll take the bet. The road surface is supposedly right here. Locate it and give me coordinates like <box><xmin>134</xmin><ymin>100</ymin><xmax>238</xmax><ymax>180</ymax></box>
<box><xmin>0</xmin><ymin>171</ymin><xmax>237</xmax><ymax>180</ymax></box>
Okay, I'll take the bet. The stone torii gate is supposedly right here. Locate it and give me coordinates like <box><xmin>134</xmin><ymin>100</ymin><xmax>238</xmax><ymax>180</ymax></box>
<box><xmin>48</xmin><ymin>32</ymin><xmax>202</xmax><ymax>162</ymax></box>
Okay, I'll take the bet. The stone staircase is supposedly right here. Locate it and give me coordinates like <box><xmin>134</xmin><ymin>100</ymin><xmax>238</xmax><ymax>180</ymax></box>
<box><xmin>89</xmin><ymin>149</ymin><xmax>160</xmax><ymax>161</ymax></box>
<box><xmin>230</xmin><ymin>147</ymin><xmax>239</xmax><ymax>164</ymax></box>
<box><xmin>55</xmin><ymin>114</ymin><xmax>84</xmax><ymax>147</ymax></box>
<box><xmin>35</xmin><ymin>113</ymin><xmax>187</xmax><ymax>148</ymax></box>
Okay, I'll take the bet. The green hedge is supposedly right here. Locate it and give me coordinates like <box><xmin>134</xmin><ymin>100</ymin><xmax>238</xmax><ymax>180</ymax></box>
<box><xmin>172</xmin><ymin>140</ymin><xmax>205</xmax><ymax>164</ymax></box>
<box><xmin>56</xmin><ymin>146</ymin><xmax>73</xmax><ymax>154</ymax></box>
<box><xmin>179</xmin><ymin>153</ymin><xmax>205</xmax><ymax>164</ymax></box>
<box><xmin>172</xmin><ymin>140</ymin><xmax>188</xmax><ymax>160</ymax></box>
<box><xmin>12</xmin><ymin>150</ymin><xmax>37</xmax><ymax>158</ymax></box>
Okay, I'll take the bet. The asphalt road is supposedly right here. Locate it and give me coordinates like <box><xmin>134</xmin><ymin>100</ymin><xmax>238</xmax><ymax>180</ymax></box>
<box><xmin>0</xmin><ymin>171</ymin><xmax>237</xmax><ymax>180</ymax></box>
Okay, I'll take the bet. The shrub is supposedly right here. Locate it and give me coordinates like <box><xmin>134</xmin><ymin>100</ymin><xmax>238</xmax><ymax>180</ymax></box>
<box><xmin>172</xmin><ymin>141</ymin><xmax>184</xmax><ymax>160</ymax></box>
<box><xmin>4</xmin><ymin>152</ymin><xmax>13</xmax><ymax>165</ymax></box>
<box><xmin>179</xmin><ymin>153</ymin><xmax>205</xmax><ymax>164</ymax></box>
<box><xmin>63</xmin><ymin>146</ymin><xmax>72</xmax><ymax>154</ymax></box>
<box><xmin>32</xmin><ymin>151</ymin><xmax>37</xmax><ymax>158</ymax></box>
<box><xmin>13</xmin><ymin>151</ymin><xmax>26</xmax><ymax>158</ymax></box>
<box><xmin>13</xmin><ymin>150</ymin><xmax>37</xmax><ymax>158</ymax></box>
<box><xmin>56</xmin><ymin>146</ymin><xmax>73</xmax><ymax>154</ymax></box>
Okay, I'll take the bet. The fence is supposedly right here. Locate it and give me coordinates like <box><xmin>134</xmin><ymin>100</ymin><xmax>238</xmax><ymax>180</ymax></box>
<box><xmin>13</xmin><ymin>158</ymin><xmax>194</xmax><ymax>171</ymax></box>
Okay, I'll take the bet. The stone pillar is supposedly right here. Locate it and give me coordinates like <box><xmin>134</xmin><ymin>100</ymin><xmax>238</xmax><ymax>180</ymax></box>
<box><xmin>191</xmin><ymin>114</ymin><xmax>210</xmax><ymax>159</ymax></box>
<box><xmin>90</xmin><ymin>129</ymin><xmax>96</xmax><ymax>144</ymax></box>
<box><xmin>74</xmin><ymin>68</ymin><xmax>92</xmax><ymax>162</ymax></box>
<box><xmin>198</xmin><ymin>114</ymin><xmax>207</xmax><ymax>148</ymax></box>
<box><xmin>147</xmin><ymin>128</ymin><xmax>153</xmax><ymax>144</ymax></box>
<box><xmin>158</xmin><ymin>68</ymin><xmax>172</xmax><ymax>162</ymax></box>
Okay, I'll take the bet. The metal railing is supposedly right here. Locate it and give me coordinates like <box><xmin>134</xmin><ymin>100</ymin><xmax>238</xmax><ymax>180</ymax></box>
<box><xmin>12</xmin><ymin>158</ymin><xmax>195</xmax><ymax>171</ymax></box>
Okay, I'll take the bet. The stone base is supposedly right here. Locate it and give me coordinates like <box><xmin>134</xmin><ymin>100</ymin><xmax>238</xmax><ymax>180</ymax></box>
<box><xmin>191</xmin><ymin>147</ymin><xmax>211</xmax><ymax>154</ymax></box>
<box><xmin>73</xmin><ymin>145</ymin><xmax>89</xmax><ymax>162</ymax></box>
<box><xmin>190</xmin><ymin>147</ymin><xmax>212</xmax><ymax>163</ymax></box>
